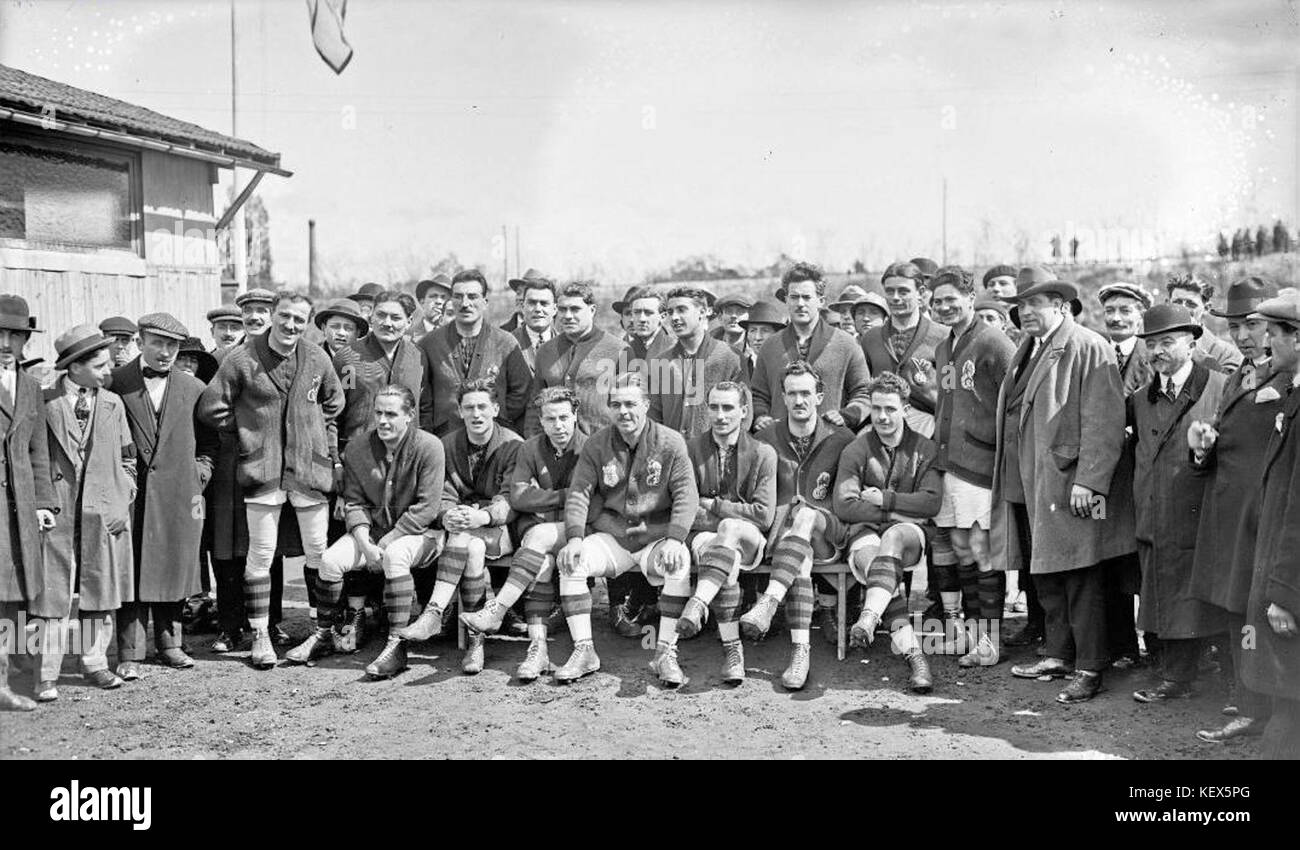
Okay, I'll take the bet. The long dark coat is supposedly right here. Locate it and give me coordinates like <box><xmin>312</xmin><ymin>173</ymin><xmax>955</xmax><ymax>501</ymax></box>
<box><xmin>35</xmin><ymin>386</ymin><xmax>137</xmax><ymax>617</ymax></box>
<box><xmin>1241</xmin><ymin>383</ymin><xmax>1300</xmax><ymax>699</ymax></box>
<box><xmin>113</xmin><ymin>359</ymin><xmax>217</xmax><ymax>602</ymax></box>
<box><xmin>1189</xmin><ymin>363</ymin><xmax>1290</xmax><ymax>614</ymax></box>
<box><xmin>0</xmin><ymin>369</ymin><xmax>57</xmax><ymax>604</ymax></box>
<box><xmin>1129</xmin><ymin>363</ymin><xmax>1226</xmax><ymax>638</ymax></box>
<box><xmin>990</xmin><ymin>314</ymin><xmax>1136</xmax><ymax>575</ymax></box>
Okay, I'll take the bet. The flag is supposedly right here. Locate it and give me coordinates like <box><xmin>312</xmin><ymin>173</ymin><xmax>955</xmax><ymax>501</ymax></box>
<box><xmin>306</xmin><ymin>0</ymin><xmax>353</xmax><ymax>74</ymax></box>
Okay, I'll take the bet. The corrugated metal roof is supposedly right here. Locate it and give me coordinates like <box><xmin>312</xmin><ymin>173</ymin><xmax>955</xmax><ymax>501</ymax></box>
<box><xmin>0</xmin><ymin>63</ymin><xmax>282</xmax><ymax>169</ymax></box>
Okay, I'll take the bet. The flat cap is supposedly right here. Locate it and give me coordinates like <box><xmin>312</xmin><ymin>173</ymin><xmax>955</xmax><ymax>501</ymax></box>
<box><xmin>1254</xmin><ymin>289</ymin><xmax>1300</xmax><ymax>328</ymax></box>
<box><xmin>1097</xmin><ymin>282</ymin><xmax>1153</xmax><ymax>309</ymax></box>
<box><xmin>137</xmin><ymin>312</ymin><xmax>189</xmax><ymax>341</ymax></box>
<box><xmin>207</xmin><ymin>305</ymin><xmax>243</xmax><ymax>323</ymax></box>
<box><xmin>235</xmin><ymin>288</ymin><xmax>277</xmax><ymax>307</ymax></box>
<box><xmin>982</xmin><ymin>265</ymin><xmax>1018</xmax><ymax>287</ymax></box>
<box><xmin>98</xmin><ymin>316</ymin><xmax>137</xmax><ymax>336</ymax></box>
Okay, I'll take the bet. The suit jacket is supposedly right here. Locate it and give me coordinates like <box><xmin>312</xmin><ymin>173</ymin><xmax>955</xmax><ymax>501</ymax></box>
<box><xmin>36</xmin><ymin>386</ymin><xmax>137</xmax><ymax>617</ymax></box>
<box><xmin>417</xmin><ymin>322</ymin><xmax>531</xmax><ymax>437</ymax></box>
<box><xmin>990</xmin><ymin>314</ymin><xmax>1136</xmax><ymax>575</ymax></box>
<box><xmin>751</xmin><ymin>319</ymin><xmax>871</xmax><ymax>429</ymax></box>
<box><xmin>687</xmin><ymin>430</ymin><xmax>777</xmax><ymax>533</ymax></box>
<box><xmin>114</xmin><ymin>359</ymin><xmax>217</xmax><ymax>602</ymax></box>
<box><xmin>511</xmin><ymin>324</ymin><xmax>555</xmax><ymax>375</ymax></box>
<box><xmin>334</xmin><ymin>334</ymin><xmax>424</xmax><ymax>449</ymax></box>
<box><xmin>0</xmin><ymin>368</ymin><xmax>57</xmax><ymax>604</ymax></box>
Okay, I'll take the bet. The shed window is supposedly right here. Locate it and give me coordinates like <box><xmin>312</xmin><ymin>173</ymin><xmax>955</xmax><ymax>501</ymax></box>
<box><xmin>0</xmin><ymin>137</ymin><xmax>139</xmax><ymax>252</ymax></box>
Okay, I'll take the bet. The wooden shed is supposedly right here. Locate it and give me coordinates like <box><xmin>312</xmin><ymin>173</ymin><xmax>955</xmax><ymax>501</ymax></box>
<box><xmin>0</xmin><ymin>64</ymin><xmax>289</xmax><ymax>364</ymax></box>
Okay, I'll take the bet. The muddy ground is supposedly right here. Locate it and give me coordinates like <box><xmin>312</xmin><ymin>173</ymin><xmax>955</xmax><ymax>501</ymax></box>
<box><xmin>0</xmin><ymin>558</ymin><xmax>1253</xmax><ymax>760</ymax></box>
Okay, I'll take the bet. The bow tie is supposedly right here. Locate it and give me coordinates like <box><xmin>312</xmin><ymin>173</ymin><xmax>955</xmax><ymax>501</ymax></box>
<box><xmin>142</xmin><ymin>365</ymin><xmax>170</xmax><ymax>379</ymax></box>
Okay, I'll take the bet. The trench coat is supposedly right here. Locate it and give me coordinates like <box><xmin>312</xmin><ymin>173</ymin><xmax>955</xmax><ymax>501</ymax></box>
<box><xmin>35</xmin><ymin>385</ymin><xmax>137</xmax><ymax>617</ymax></box>
<box><xmin>1240</xmin><ymin>383</ymin><xmax>1300</xmax><ymax>699</ymax></box>
<box><xmin>1129</xmin><ymin>363</ymin><xmax>1226</xmax><ymax>638</ymax></box>
<box><xmin>990</xmin><ymin>314</ymin><xmax>1136</xmax><ymax>575</ymax></box>
<box><xmin>0</xmin><ymin>368</ymin><xmax>57</xmax><ymax>603</ymax></box>
<box><xmin>1189</xmin><ymin>363</ymin><xmax>1290</xmax><ymax>614</ymax></box>
<box><xmin>113</xmin><ymin>359</ymin><xmax>217</xmax><ymax>603</ymax></box>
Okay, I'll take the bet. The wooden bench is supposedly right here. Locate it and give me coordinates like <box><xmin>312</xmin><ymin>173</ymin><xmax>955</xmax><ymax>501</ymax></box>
<box><xmin>461</xmin><ymin>558</ymin><xmax>857</xmax><ymax>660</ymax></box>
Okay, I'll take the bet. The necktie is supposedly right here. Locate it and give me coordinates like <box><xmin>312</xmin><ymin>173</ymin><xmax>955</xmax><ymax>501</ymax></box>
<box><xmin>1165</xmin><ymin>381</ymin><xmax>1178</xmax><ymax>403</ymax></box>
<box><xmin>1114</xmin><ymin>344</ymin><xmax>1124</xmax><ymax>364</ymax></box>
<box><xmin>142</xmin><ymin>365</ymin><xmax>169</xmax><ymax>379</ymax></box>
<box><xmin>74</xmin><ymin>388</ymin><xmax>91</xmax><ymax>432</ymax></box>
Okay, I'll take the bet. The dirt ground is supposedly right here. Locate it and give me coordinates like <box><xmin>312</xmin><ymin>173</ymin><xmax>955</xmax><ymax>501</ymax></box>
<box><xmin>0</xmin><ymin>558</ymin><xmax>1255</xmax><ymax>760</ymax></box>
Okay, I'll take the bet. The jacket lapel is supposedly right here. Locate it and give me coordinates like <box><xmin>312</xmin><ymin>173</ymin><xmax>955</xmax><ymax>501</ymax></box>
<box><xmin>251</xmin><ymin>333</ymin><xmax>290</xmax><ymax>396</ymax></box>
<box><xmin>1153</xmin><ymin>363</ymin><xmax>1210</xmax><ymax>456</ymax></box>
<box><xmin>118</xmin><ymin>361</ymin><xmax>159</xmax><ymax>456</ymax></box>
<box><xmin>894</xmin><ymin>314</ymin><xmax>933</xmax><ymax>366</ymax></box>
<box><xmin>804</xmin><ymin>319</ymin><xmax>833</xmax><ymax>366</ymax></box>
<box><xmin>1021</xmin><ymin>319</ymin><xmax>1072</xmax><ymax>418</ymax></box>
<box><xmin>44</xmin><ymin>387</ymin><xmax>80</xmax><ymax>463</ymax></box>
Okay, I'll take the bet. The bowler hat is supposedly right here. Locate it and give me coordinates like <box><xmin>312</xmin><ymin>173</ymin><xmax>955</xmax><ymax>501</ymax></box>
<box><xmin>1098</xmin><ymin>282</ymin><xmax>1153</xmax><ymax>310</ymax></box>
<box><xmin>234</xmin><ymin>288</ymin><xmax>276</xmax><ymax>308</ymax></box>
<box><xmin>54</xmin><ymin>324</ymin><xmax>114</xmax><ymax>370</ymax></box>
<box><xmin>1211</xmin><ymin>277</ymin><xmax>1278</xmax><ymax>318</ymax></box>
<box><xmin>0</xmin><ymin>294</ymin><xmax>41</xmax><ymax>333</ymax></box>
<box><xmin>506</xmin><ymin>268</ymin><xmax>550</xmax><ymax>293</ymax></box>
<box><xmin>1000</xmin><ymin>266</ymin><xmax>1080</xmax><ymax>303</ymax></box>
<box><xmin>99</xmin><ymin>316</ymin><xmax>137</xmax><ymax>337</ymax></box>
<box><xmin>177</xmin><ymin>336</ymin><xmax>219</xmax><ymax>383</ymax></box>
<box><xmin>137</xmin><ymin>312</ymin><xmax>189</xmax><ymax>341</ymax></box>
<box><xmin>1136</xmin><ymin>304</ymin><xmax>1203</xmax><ymax>340</ymax></box>
<box><xmin>313</xmin><ymin>298</ymin><xmax>370</xmax><ymax>337</ymax></box>
<box><xmin>351</xmin><ymin>282</ymin><xmax>384</xmax><ymax>303</ymax></box>
<box><xmin>416</xmin><ymin>274</ymin><xmax>453</xmax><ymax>301</ymax></box>
<box><xmin>739</xmin><ymin>300</ymin><xmax>788</xmax><ymax>329</ymax></box>
<box><xmin>207</xmin><ymin>305</ymin><xmax>242</xmax><ymax>324</ymax></box>
<box><xmin>829</xmin><ymin>285</ymin><xmax>869</xmax><ymax>310</ymax></box>
<box><xmin>1254</xmin><ymin>289</ymin><xmax>1300</xmax><ymax>329</ymax></box>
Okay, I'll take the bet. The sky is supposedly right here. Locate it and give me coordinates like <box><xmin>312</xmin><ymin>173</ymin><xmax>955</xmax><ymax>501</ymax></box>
<box><xmin>1</xmin><ymin>0</ymin><xmax>1297</xmax><ymax>287</ymax></box>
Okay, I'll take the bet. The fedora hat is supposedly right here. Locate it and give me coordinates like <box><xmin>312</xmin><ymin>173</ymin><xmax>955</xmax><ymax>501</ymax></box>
<box><xmin>1000</xmin><ymin>266</ymin><xmax>1080</xmax><ymax>303</ymax></box>
<box><xmin>829</xmin><ymin>285</ymin><xmax>869</xmax><ymax>310</ymax></box>
<box><xmin>1098</xmin><ymin>282</ymin><xmax>1153</xmax><ymax>310</ymax></box>
<box><xmin>1211</xmin><ymin>277</ymin><xmax>1278</xmax><ymax>318</ymax></box>
<box><xmin>612</xmin><ymin>285</ymin><xmax>662</xmax><ymax>314</ymax></box>
<box><xmin>507</xmin><ymin>268</ymin><xmax>551</xmax><ymax>293</ymax></box>
<box><xmin>909</xmin><ymin>257</ymin><xmax>939</xmax><ymax>281</ymax></box>
<box><xmin>416</xmin><ymin>274</ymin><xmax>453</xmax><ymax>301</ymax></box>
<box><xmin>1136</xmin><ymin>304</ymin><xmax>1203</xmax><ymax>340</ymax></box>
<box><xmin>54</xmin><ymin>324</ymin><xmax>114</xmax><ymax>370</ymax></box>
<box><xmin>1008</xmin><ymin>297</ymin><xmax>1083</xmax><ymax>328</ymax></box>
<box><xmin>177</xmin><ymin>336</ymin><xmax>219</xmax><ymax>383</ymax></box>
<box><xmin>739</xmin><ymin>300</ymin><xmax>788</xmax><ymax>329</ymax></box>
<box><xmin>313</xmin><ymin>297</ymin><xmax>370</xmax><ymax>337</ymax></box>
<box><xmin>0</xmin><ymin>294</ymin><xmax>41</xmax><ymax>333</ymax></box>
<box><xmin>350</xmin><ymin>282</ymin><xmax>385</xmax><ymax>303</ymax></box>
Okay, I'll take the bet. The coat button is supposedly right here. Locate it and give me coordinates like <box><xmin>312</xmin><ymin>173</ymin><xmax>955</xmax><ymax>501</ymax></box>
<box><xmin>54</xmin><ymin>473</ymin><xmax>63</xmax><ymax>480</ymax></box>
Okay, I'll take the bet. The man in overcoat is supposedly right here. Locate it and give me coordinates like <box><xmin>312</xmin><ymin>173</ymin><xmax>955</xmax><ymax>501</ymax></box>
<box><xmin>112</xmin><ymin>313</ymin><xmax>217</xmax><ymax>677</ymax></box>
<box><xmin>1127</xmin><ymin>306</ymin><xmax>1227</xmax><ymax>703</ymax></box>
<box><xmin>992</xmin><ymin>267</ymin><xmax>1134</xmax><ymax>705</ymax></box>
<box><xmin>0</xmin><ymin>296</ymin><xmax>57</xmax><ymax>711</ymax></box>
<box><xmin>36</xmin><ymin>325</ymin><xmax>138</xmax><ymax>700</ymax></box>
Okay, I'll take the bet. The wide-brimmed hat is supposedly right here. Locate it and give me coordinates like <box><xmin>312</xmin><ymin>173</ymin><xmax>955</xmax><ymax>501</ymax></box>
<box><xmin>206</xmin><ymin>305</ymin><xmax>243</xmax><ymax>324</ymax></box>
<box><xmin>1000</xmin><ymin>266</ymin><xmax>1080</xmax><ymax>303</ymax></box>
<box><xmin>1098</xmin><ymin>282</ymin><xmax>1153</xmax><ymax>310</ymax></box>
<box><xmin>176</xmin><ymin>336</ymin><xmax>219</xmax><ymax>383</ymax></box>
<box><xmin>852</xmin><ymin>291</ymin><xmax>890</xmax><ymax>317</ymax></box>
<box><xmin>54</xmin><ymin>324</ymin><xmax>114</xmax><ymax>370</ymax></box>
<box><xmin>313</xmin><ymin>297</ymin><xmax>370</xmax><ymax>336</ymax></box>
<box><xmin>137</xmin><ymin>312</ymin><xmax>189</xmax><ymax>341</ymax></box>
<box><xmin>714</xmin><ymin>293</ymin><xmax>754</xmax><ymax>312</ymax></box>
<box><xmin>416</xmin><ymin>274</ymin><xmax>453</xmax><ymax>300</ymax></box>
<box><xmin>350</xmin><ymin>282</ymin><xmax>384</xmax><ymax>303</ymax></box>
<box><xmin>829</xmin><ymin>285</ymin><xmax>868</xmax><ymax>310</ymax></box>
<box><xmin>99</xmin><ymin>316</ymin><xmax>137</xmax><ymax>337</ymax></box>
<box><xmin>0</xmin><ymin>294</ymin><xmax>41</xmax><ymax>333</ymax></box>
<box><xmin>1211</xmin><ymin>277</ymin><xmax>1278</xmax><ymax>318</ymax></box>
<box><xmin>234</xmin><ymin>288</ymin><xmax>276</xmax><ymax>308</ymax></box>
<box><xmin>1008</xmin><ymin>297</ymin><xmax>1083</xmax><ymax>328</ymax></box>
<box><xmin>506</xmin><ymin>268</ymin><xmax>551</xmax><ymax>293</ymax></box>
<box><xmin>1253</xmin><ymin>289</ymin><xmax>1300</xmax><ymax>329</ymax></box>
<box><xmin>739</xmin><ymin>300</ymin><xmax>788</xmax><ymax>329</ymax></box>
<box><xmin>909</xmin><ymin>257</ymin><xmax>939</xmax><ymax>281</ymax></box>
<box><xmin>1136</xmin><ymin>304</ymin><xmax>1203</xmax><ymax>340</ymax></box>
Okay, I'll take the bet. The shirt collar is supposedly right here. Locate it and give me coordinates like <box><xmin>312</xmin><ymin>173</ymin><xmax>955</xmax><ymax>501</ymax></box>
<box><xmin>1163</xmin><ymin>359</ymin><xmax>1194</xmax><ymax>397</ymax></box>
<box><xmin>1116</xmin><ymin>335</ymin><xmax>1137</xmax><ymax>357</ymax></box>
<box><xmin>63</xmin><ymin>376</ymin><xmax>91</xmax><ymax>399</ymax></box>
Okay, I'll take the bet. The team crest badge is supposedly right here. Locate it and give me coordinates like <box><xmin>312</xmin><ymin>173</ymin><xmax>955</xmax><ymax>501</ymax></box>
<box><xmin>602</xmin><ymin>461</ymin><xmax>621</xmax><ymax>487</ymax></box>
<box><xmin>307</xmin><ymin>375</ymin><xmax>321</xmax><ymax>402</ymax></box>
<box><xmin>646</xmin><ymin>458</ymin><xmax>663</xmax><ymax>487</ymax></box>
<box><xmin>812</xmin><ymin>471</ymin><xmax>831</xmax><ymax>501</ymax></box>
<box><xmin>961</xmin><ymin>359</ymin><xmax>976</xmax><ymax>392</ymax></box>
<box><xmin>1241</xmin><ymin>370</ymin><xmax>1258</xmax><ymax>391</ymax></box>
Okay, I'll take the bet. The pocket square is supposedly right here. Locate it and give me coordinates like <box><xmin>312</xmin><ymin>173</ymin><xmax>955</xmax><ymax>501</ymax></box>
<box><xmin>1255</xmin><ymin>386</ymin><xmax>1282</xmax><ymax>403</ymax></box>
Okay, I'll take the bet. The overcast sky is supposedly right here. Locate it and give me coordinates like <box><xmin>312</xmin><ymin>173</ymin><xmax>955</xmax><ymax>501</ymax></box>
<box><xmin>1</xmin><ymin>0</ymin><xmax>1296</xmax><ymax>286</ymax></box>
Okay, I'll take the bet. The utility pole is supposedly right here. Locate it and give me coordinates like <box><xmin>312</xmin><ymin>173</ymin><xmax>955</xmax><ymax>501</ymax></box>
<box><xmin>941</xmin><ymin>177</ymin><xmax>948</xmax><ymax>265</ymax></box>
<box><xmin>515</xmin><ymin>225</ymin><xmax>521</xmax><ymax>277</ymax></box>
<box><xmin>502</xmin><ymin>224</ymin><xmax>509</xmax><ymax>284</ymax></box>
<box><xmin>229</xmin><ymin>0</ymin><xmax>247</xmax><ymax>297</ymax></box>
<box><xmin>308</xmin><ymin>219</ymin><xmax>317</xmax><ymax>296</ymax></box>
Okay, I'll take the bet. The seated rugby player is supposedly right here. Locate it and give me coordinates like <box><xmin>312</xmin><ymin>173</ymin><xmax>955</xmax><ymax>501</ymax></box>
<box><xmin>834</xmin><ymin>372</ymin><xmax>942</xmax><ymax>693</ymax></box>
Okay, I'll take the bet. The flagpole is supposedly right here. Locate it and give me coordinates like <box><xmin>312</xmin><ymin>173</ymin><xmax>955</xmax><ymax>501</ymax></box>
<box><xmin>230</xmin><ymin>0</ymin><xmax>247</xmax><ymax>297</ymax></box>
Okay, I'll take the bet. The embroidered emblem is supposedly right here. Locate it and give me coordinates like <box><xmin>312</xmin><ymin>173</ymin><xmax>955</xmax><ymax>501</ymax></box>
<box><xmin>602</xmin><ymin>460</ymin><xmax>621</xmax><ymax>487</ymax></box>
<box><xmin>1241</xmin><ymin>370</ymin><xmax>1258</xmax><ymax>391</ymax></box>
<box><xmin>307</xmin><ymin>375</ymin><xmax>321</xmax><ymax>402</ymax></box>
<box><xmin>812</xmin><ymin>471</ymin><xmax>831</xmax><ymax>501</ymax></box>
<box><xmin>961</xmin><ymin>359</ymin><xmax>976</xmax><ymax>392</ymax></box>
<box><xmin>646</xmin><ymin>458</ymin><xmax>663</xmax><ymax>487</ymax></box>
<box><xmin>1255</xmin><ymin>386</ymin><xmax>1281</xmax><ymax>404</ymax></box>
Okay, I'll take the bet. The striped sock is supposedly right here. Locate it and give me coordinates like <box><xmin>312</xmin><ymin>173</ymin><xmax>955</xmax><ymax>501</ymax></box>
<box><xmin>712</xmin><ymin>583</ymin><xmax>741</xmax><ymax>643</ymax></box>
<box><xmin>245</xmin><ymin>574</ymin><xmax>272</xmax><ymax>629</ymax></box>
<box><xmin>460</xmin><ymin>566</ymin><xmax>488</xmax><ymax>614</ymax></box>
<box><xmin>695</xmin><ymin>546</ymin><xmax>736</xmax><ymax>607</ymax></box>
<box><xmin>786</xmin><ymin>575</ymin><xmax>814</xmax><ymax>635</ymax></box>
<box><xmin>957</xmin><ymin>561</ymin><xmax>981</xmax><ymax>621</ymax></box>
<box><xmin>524</xmin><ymin>574</ymin><xmax>556</xmax><ymax>626</ymax></box>
<box><xmin>501</xmin><ymin>548</ymin><xmax>546</xmax><ymax>610</ymax></box>
<box><xmin>977</xmin><ymin>571</ymin><xmax>1006</xmax><ymax>622</ymax></box>
<box><xmin>768</xmin><ymin>536</ymin><xmax>813</xmax><ymax>603</ymax></box>
<box><xmin>658</xmin><ymin>578</ymin><xmax>689</xmax><ymax>648</ymax></box>
<box><xmin>559</xmin><ymin>577</ymin><xmax>592</xmax><ymax>642</ymax></box>
<box><xmin>314</xmin><ymin>575</ymin><xmax>344</xmax><ymax>628</ymax></box>
<box><xmin>430</xmin><ymin>546</ymin><xmax>469</xmax><ymax>609</ymax></box>
<box><xmin>383</xmin><ymin>575</ymin><xmax>414</xmax><ymax>634</ymax></box>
